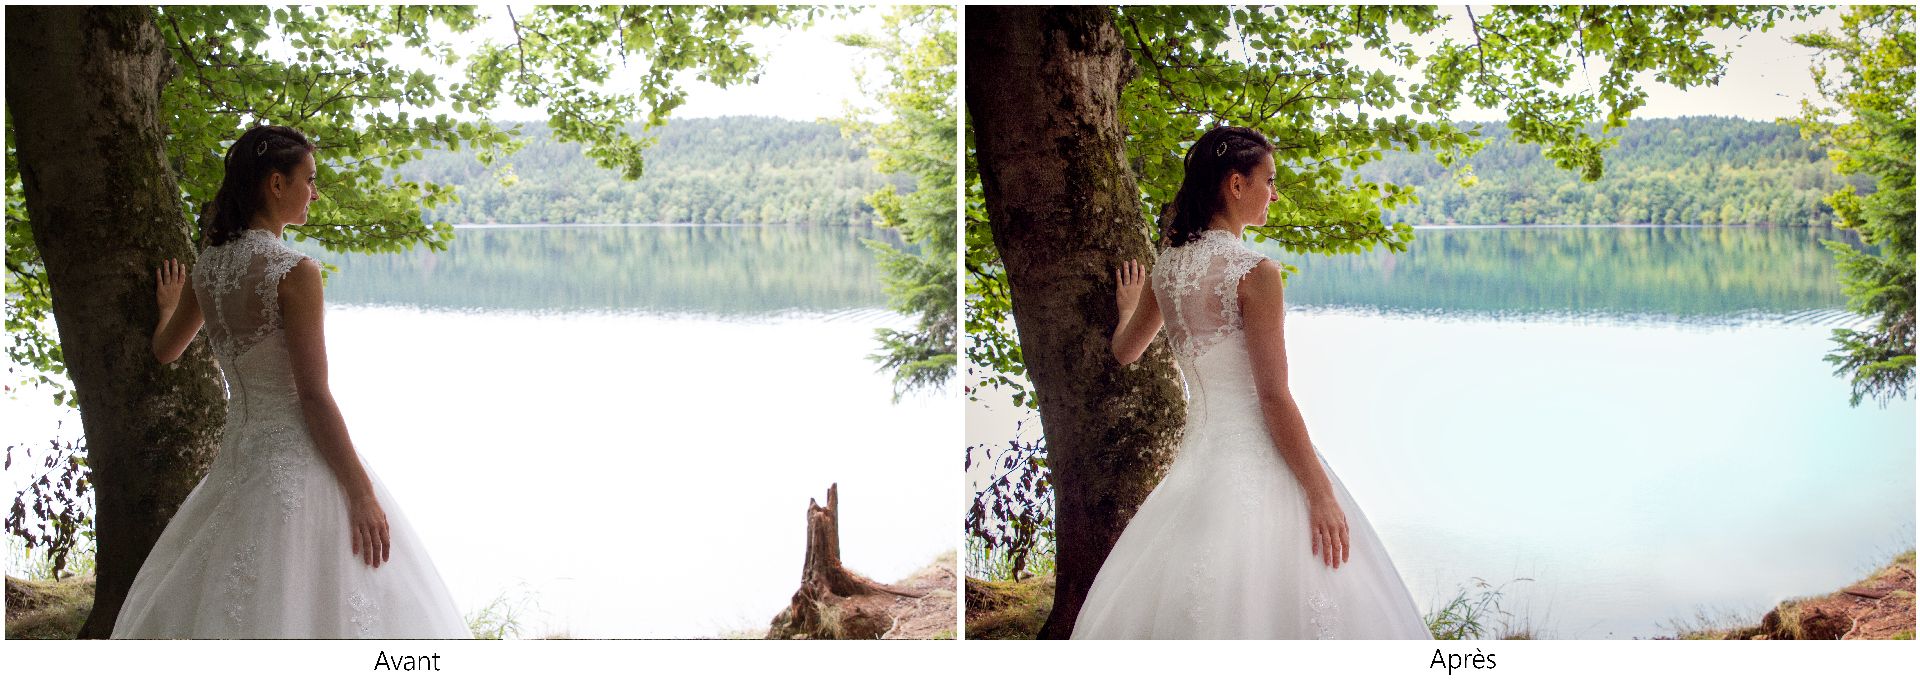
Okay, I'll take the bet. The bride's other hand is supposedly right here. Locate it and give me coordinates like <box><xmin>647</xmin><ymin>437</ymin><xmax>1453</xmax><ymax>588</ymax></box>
<box><xmin>151</xmin><ymin>258</ymin><xmax>204</xmax><ymax>364</ymax></box>
<box><xmin>349</xmin><ymin>494</ymin><xmax>392</xmax><ymax>568</ymax></box>
<box><xmin>1110</xmin><ymin>260</ymin><xmax>1164</xmax><ymax>365</ymax></box>
<box><xmin>1308</xmin><ymin>497</ymin><xmax>1350</xmax><ymax>569</ymax></box>
<box><xmin>155</xmin><ymin>259</ymin><xmax>187</xmax><ymax>312</ymax></box>
<box><xmin>1115</xmin><ymin>259</ymin><xmax>1146</xmax><ymax>318</ymax></box>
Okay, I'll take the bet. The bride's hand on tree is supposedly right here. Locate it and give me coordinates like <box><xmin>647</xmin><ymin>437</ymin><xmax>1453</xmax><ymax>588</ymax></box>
<box><xmin>1115</xmin><ymin>259</ymin><xmax>1146</xmax><ymax>322</ymax></box>
<box><xmin>1308</xmin><ymin>496</ymin><xmax>1350</xmax><ymax>569</ymax></box>
<box><xmin>155</xmin><ymin>259</ymin><xmax>186</xmax><ymax>315</ymax></box>
<box><xmin>349</xmin><ymin>494</ymin><xmax>391</xmax><ymax>568</ymax></box>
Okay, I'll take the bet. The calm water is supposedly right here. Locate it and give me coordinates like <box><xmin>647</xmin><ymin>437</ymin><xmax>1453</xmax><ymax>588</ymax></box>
<box><xmin>966</xmin><ymin>225</ymin><xmax>1914</xmax><ymax>639</ymax></box>
<box><xmin>6</xmin><ymin>224</ymin><xmax>956</xmax><ymax>638</ymax></box>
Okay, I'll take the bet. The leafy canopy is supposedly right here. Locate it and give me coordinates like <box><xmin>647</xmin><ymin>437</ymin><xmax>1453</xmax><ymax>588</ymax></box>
<box><xmin>1790</xmin><ymin>4</ymin><xmax>1917</xmax><ymax>407</ymax></box>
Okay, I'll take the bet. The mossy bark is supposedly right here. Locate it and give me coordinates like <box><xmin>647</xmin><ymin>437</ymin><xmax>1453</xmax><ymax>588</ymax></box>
<box><xmin>5</xmin><ymin>6</ymin><xmax>226</xmax><ymax>638</ymax></box>
<box><xmin>966</xmin><ymin>6</ymin><xmax>1186</xmax><ymax>639</ymax></box>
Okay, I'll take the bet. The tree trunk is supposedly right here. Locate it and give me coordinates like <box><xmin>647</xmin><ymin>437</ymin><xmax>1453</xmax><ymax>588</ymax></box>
<box><xmin>767</xmin><ymin>484</ymin><xmax>924</xmax><ymax>639</ymax></box>
<box><xmin>6</xmin><ymin>6</ymin><xmax>226</xmax><ymax>638</ymax></box>
<box><xmin>965</xmin><ymin>6</ymin><xmax>1186</xmax><ymax>639</ymax></box>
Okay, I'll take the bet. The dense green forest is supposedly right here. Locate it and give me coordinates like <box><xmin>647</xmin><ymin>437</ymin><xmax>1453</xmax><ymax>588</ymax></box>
<box><xmin>1363</xmin><ymin>116</ymin><xmax>1857</xmax><ymax>229</ymax></box>
<box><xmin>410</xmin><ymin>116</ymin><xmax>1853</xmax><ymax>230</ymax></box>
<box><xmin>398</xmin><ymin>117</ymin><xmax>902</xmax><ymax>226</ymax></box>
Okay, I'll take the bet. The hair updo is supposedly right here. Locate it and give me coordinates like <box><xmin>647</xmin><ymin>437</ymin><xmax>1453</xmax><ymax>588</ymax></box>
<box><xmin>1160</xmin><ymin>125</ymin><xmax>1275</xmax><ymax>247</ymax></box>
<box><xmin>206</xmin><ymin>125</ymin><xmax>315</xmax><ymax>246</ymax></box>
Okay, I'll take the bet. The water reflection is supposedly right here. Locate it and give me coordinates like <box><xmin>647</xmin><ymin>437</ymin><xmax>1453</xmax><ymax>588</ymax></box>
<box><xmin>300</xmin><ymin>224</ymin><xmax>897</xmax><ymax>316</ymax></box>
<box><xmin>1264</xmin><ymin>225</ymin><xmax>1864</xmax><ymax>323</ymax></box>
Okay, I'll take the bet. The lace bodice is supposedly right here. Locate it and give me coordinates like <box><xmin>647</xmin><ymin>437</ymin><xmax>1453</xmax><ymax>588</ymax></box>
<box><xmin>1151</xmin><ymin>229</ymin><xmax>1272</xmax><ymax>362</ymax></box>
<box><xmin>193</xmin><ymin>229</ymin><xmax>310</xmax><ymax>364</ymax></box>
<box><xmin>191</xmin><ymin>229</ymin><xmax>311</xmax><ymax>448</ymax></box>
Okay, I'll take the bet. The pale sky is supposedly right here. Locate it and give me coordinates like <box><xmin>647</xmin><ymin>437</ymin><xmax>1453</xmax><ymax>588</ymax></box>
<box><xmin>1345</xmin><ymin>6</ymin><xmax>1846</xmax><ymax>121</ymax></box>
<box><xmin>380</xmin><ymin>5</ymin><xmax>1834</xmax><ymax>126</ymax></box>
<box><xmin>383</xmin><ymin>5</ymin><xmax>887</xmax><ymax>123</ymax></box>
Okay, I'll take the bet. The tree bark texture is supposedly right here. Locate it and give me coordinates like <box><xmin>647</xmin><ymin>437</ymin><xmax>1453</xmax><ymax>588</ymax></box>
<box><xmin>6</xmin><ymin>6</ymin><xmax>227</xmax><ymax>638</ymax></box>
<box><xmin>966</xmin><ymin>6</ymin><xmax>1187</xmax><ymax>639</ymax></box>
<box><xmin>766</xmin><ymin>484</ymin><xmax>924</xmax><ymax>639</ymax></box>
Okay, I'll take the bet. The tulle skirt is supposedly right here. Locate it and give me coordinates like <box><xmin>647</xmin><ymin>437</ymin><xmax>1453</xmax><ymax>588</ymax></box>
<box><xmin>112</xmin><ymin>446</ymin><xmax>469</xmax><ymax>639</ymax></box>
<box><xmin>1072</xmin><ymin>433</ymin><xmax>1431</xmax><ymax>640</ymax></box>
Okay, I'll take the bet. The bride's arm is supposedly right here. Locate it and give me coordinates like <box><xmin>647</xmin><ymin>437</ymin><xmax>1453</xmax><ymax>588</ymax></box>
<box><xmin>152</xmin><ymin>259</ymin><xmax>204</xmax><ymax>363</ymax></box>
<box><xmin>1240</xmin><ymin>260</ymin><xmax>1349</xmax><ymax>569</ymax></box>
<box><xmin>1111</xmin><ymin>259</ymin><xmax>1164</xmax><ymax>364</ymax></box>
<box><xmin>281</xmin><ymin>259</ymin><xmax>390</xmax><ymax>568</ymax></box>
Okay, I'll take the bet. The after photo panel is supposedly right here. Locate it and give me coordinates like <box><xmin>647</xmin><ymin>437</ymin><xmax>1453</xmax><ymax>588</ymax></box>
<box><xmin>962</xmin><ymin>4</ymin><xmax>1915</xmax><ymax>642</ymax></box>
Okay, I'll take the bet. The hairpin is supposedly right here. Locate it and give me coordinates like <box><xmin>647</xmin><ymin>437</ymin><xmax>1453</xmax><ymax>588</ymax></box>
<box><xmin>255</xmin><ymin>140</ymin><xmax>269</xmax><ymax>156</ymax></box>
<box><xmin>1214</xmin><ymin>141</ymin><xmax>1228</xmax><ymax>157</ymax></box>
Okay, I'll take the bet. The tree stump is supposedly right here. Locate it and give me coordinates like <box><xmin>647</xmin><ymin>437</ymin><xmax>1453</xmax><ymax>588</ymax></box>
<box><xmin>766</xmin><ymin>484</ymin><xmax>924</xmax><ymax>639</ymax></box>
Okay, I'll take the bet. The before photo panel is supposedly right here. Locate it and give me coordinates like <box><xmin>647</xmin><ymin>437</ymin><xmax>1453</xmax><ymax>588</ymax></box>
<box><xmin>4</xmin><ymin>3</ymin><xmax>958</xmax><ymax>640</ymax></box>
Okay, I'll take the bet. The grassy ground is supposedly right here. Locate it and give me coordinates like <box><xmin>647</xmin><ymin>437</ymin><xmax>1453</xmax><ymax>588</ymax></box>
<box><xmin>8</xmin><ymin>551</ymin><xmax>960</xmax><ymax>640</ymax></box>
<box><xmin>962</xmin><ymin>549</ymin><xmax>1918</xmax><ymax>641</ymax></box>
<box><xmin>5</xmin><ymin>575</ymin><xmax>94</xmax><ymax>639</ymax></box>
<box><xmin>962</xmin><ymin>574</ymin><xmax>1054</xmax><ymax>639</ymax></box>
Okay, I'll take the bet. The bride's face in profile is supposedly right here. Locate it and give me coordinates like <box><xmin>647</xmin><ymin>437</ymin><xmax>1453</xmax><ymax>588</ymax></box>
<box><xmin>262</xmin><ymin>152</ymin><xmax>320</xmax><ymax>227</ymax></box>
<box><xmin>1222</xmin><ymin>154</ymin><xmax>1279</xmax><ymax>229</ymax></box>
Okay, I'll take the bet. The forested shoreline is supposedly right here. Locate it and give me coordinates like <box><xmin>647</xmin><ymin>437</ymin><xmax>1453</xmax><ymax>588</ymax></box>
<box><xmin>399</xmin><ymin>116</ymin><xmax>905</xmax><ymax>227</ymax></box>
<box><xmin>1366</xmin><ymin>116</ymin><xmax>1855</xmax><ymax>229</ymax></box>
<box><xmin>413</xmin><ymin>116</ymin><xmax>1852</xmax><ymax>231</ymax></box>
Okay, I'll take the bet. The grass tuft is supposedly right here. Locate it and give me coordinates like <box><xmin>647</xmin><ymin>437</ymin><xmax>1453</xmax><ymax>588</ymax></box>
<box><xmin>1425</xmin><ymin>577</ymin><xmax>1538</xmax><ymax>640</ymax></box>
<box><xmin>464</xmin><ymin>585</ymin><xmax>543</xmax><ymax>640</ymax></box>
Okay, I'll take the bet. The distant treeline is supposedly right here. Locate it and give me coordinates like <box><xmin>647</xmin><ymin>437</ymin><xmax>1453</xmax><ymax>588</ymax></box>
<box><xmin>399</xmin><ymin>117</ymin><xmax>902</xmax><ymax>227</ymax></box>
<box><xmin>1364</xmin><ymin>116</ymin><xmax>1857</xmax><ymax>229</ymax></box>
<box><xmin>408</xmin><ymin>116</ymin><xmax>1848</xmax><ymax>230</ymax></box>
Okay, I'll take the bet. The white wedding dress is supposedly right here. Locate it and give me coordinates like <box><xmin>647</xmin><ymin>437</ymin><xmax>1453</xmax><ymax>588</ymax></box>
<box><xmin>112</xmin><ymin>229</ymin><xmax>469</xmax><ymax>639</ymax></box>
<box><xmin>1072</xmin><ymin>229</ymin><xmax>1430</xmax><ymax>639</ymax></box>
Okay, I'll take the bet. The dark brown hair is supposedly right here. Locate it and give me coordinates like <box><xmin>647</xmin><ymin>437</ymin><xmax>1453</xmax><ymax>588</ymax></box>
<box><xmin>1162</xmin><ymin>125</ymin><xmax>1275</xmax><ymax>247</ymax></box>
<box><xmin>207</xmin><ymin>125</ymin><xmax>315</xmax><ymax>246</ymax></box>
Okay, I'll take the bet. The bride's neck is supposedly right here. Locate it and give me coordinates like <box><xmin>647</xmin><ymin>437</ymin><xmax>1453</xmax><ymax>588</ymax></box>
<box><xmin>1204</xmin><ymin>214</ymin><xmax>1243</xmax><ymax>238</ymax></box>
<box><xmin>246</xmin><ymin>215</ymin><xmax>285</xmax><ymax>238</ymax></box>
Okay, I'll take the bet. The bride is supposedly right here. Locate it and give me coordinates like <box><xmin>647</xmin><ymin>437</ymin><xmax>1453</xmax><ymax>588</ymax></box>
<box><xmin>113</xmin><ymin>125</ymin><xmax>468</xmax><ymax>639</ymax></box>
<box><xmin>1072</xmin><ymin>125</ymin><xmax>1430</xmax><ymax>639</ymax></box>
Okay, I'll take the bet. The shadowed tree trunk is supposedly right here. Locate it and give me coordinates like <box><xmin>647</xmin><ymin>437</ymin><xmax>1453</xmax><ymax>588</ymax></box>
<box><xmin>966</xmin><ymin>5</ymin><xmax>1186</xmax><ymax>639</ymax></box>
<box><xmin>6</xmin><ymin>5</ymin><xmax>226</xmax><ymax>638</ymax></box>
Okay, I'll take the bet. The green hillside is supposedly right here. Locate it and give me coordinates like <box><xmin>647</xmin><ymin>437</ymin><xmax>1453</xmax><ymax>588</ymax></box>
<box><xmin>399</xmin><ymin>116</ymin><xmax>900</xmax><ymax>227</ymax></box>
<box><xmin>1362</xmin><ymin>116</ymin><xmax>1856</xmax><ymax>229</ymax></box>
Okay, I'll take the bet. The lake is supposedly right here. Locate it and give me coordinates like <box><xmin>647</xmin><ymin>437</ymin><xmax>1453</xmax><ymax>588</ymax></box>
<box><xmin>965</xmin><ymin>224</ymin><xmax>1915</xmax><ymax>639</ymax></box>
<box><xmin>5</xmin><ymin>224</ymin><xmax>957</xmax><ymax>638</ymax></box>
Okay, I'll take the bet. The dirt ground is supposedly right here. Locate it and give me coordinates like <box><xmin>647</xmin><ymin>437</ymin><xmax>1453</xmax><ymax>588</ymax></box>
<box><xmin>1685</xmin><ymin>550</ymin><xmax>1915</xmax><ymax>640</ymax></box>
<box><xmin>878</xmin><ymin>552</ymin><xmax>958</xmax><ymax>640</ymax></box>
